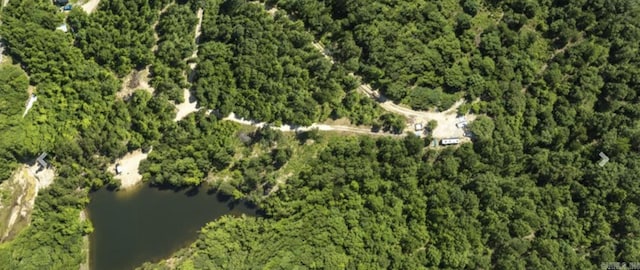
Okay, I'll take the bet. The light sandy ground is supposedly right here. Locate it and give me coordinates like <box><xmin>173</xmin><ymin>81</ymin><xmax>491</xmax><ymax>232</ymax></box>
<box><xmin>222</xmin><ymin>113</ymin><xmax>400</xmax><ymax>136</ymax></box>
<box><xmin>192</xmin><ymin>8</ymin><xmax>203</xmax><ymax>55</ymax></box>
<box><xmin>312</xmin><ymin>42</ymin><xmax>334</xmax><ymax>64</ymax></box>
<box><xmin>81</xmin><ymin>0</ymin><xmax>100</xmax><ymax>14</ymax></box>
<box><xmin>0</xmin><ymin>164</ymin><xmax>54</xmax><ymax>242</ymax></box>
<box><xmin>358</xmin><ymin>82</ymin><xmax>475</xmax><ymax>138</ymax></box>
<box><xmin>188</xmin><ymin>8</ymin><xmax>203</xmax><ymax>70</ymax></box>
<box><xmin>22</xmin><ymin>93</ymin><xmax>37</xmax><ymax>118</ymax></box>
<box><xmin>0</xmin><ymin>42</ymin><xmax>4</xmax><ymax>64</ymax></box>
<box><xmin>174</xmin><ymin>89</ymin><xmax>199</xmax><ymax>122</ymax></box>
<box><xmin>523</xmin><ymin>230</ymin><xmax>536</xmax><ymax>241</ymax></box>
<box><xmin>117</xmin><ymin>67</ymin><xmax>155</xmax><ymax>99</ymax></box>
<box><xmin>255</xmin><ymin>2</ymin><xmax>295</xmax><ymax>21</ymax></box>
<box><xmin>0</xmin><ymin>169</ymin><xmax>29</xmax><ymax>241</ymax></box>
<box><xmin>79</xmin><ymin>210</ymin><xmax>89</xmax><ymax>270</ymax></box>
<box><xmin>107</xmin><ymin>149</ymin><xmax>151</xmax><ymax>189</ymax></box>
<box><xmin>29</xmin><ymin>164</ymin><xmax>55</xmax><ymax>191</ymax></box>
<box><xmin>266</xmin><ymin>7</ymin><xmax>277</xmax><ymax>16</ymax></box>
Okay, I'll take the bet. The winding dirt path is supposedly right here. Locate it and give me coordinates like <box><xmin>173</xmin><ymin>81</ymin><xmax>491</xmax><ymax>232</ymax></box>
<box><xmin>176</xmin><ymin>2</ymin><xmax>476</xmax><ymax>141</ymax></box>
<box><xmin>190</xmin><ymin>8</ymin><xmax>204</xmax><ymax>61</ymax></box>
<box><xmin>174</xmin><ymin>8</ymin><xmax>204</xmax><ymax>122</ymax></box>
<box><xmin>312</xmin><ymin>42</ymin><xmax>334</xmax><ymax>64</ymax></box>
<box><xmin>521</xmin><ymin>36</ymin><xmax>584</xmax><ymax>93</ymax></box>
<box><xmin>152</xmin><ymin>3</ymin><xmax>175</xmax><ymax>52</ymax></box>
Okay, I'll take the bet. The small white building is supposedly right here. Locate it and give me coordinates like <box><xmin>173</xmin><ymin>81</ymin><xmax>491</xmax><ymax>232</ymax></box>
<box><xmin>441</xmin><ymin>138</ymin><xmax>460</xmax><ymax>145</ymax></box>
<box><xmin>414</xmin><ymin>123</ymin><xmax>423</xmax><ymax>131</ymax></box>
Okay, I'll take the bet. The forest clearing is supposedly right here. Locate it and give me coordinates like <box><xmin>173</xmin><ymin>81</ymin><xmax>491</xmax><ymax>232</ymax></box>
<box><xmin>1</xmin><ymin>0</ymin><xmax>639</xmax><ymax>269</ymax></box>
<box><xmin>174</xmin><ymin>89</ymin><xmax>199</xmax><ymax>122</ymax></box>
<box><xmin>80</xmin><ymin>0</ymin><xmax>100</xmax><ymax>14</ymax></box>
<box><xmin>0</xmin><ymin>164</ymin><xmax>54</xmax><ymax>243</ymax></box>
<box><xmin>118</xmin><ymin>68</ymin><xmax>155</xmax><ymax>100</ymax></box>
<box><xmin>107</xmin><ymin>149</ymin><xmax>151</xmax><ymax>189</ymax></box>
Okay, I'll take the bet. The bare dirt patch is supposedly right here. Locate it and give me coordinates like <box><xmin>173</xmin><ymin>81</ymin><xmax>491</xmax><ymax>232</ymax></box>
<box><xmin>223</xmin><ymin>113</ymin><xmax>399</xmax><ymax>137</ymax></box>
<box><xmin>22</xmin><ymin>88</ymin><xmax>37</xmax><ymax>118</ymax></box>
<box><xmin>118</xmin><ymin>67</ymin><xmax>155</xmax><ymax>100</ymax></box>
<box><xmin>81</xmin><ymin>0</ymin><xmax>100</xmax><ymax>14</ymax></box>
<box><xmin>0</xmin><ymin>164</ymin><xmax>55</xmax><ymax>242</ymax></box>
<box><xmin>360</xmin><ymin>84</ymin><xmax>476</xmax><ymax>138</ymax></box>
<box><xmin>79</xmin><ymin>210</ymin><xmax>90</xmax><ymax>270</ymax></box>
<box><xmin>322</xmin><ymin>117</ymin><xmax>352</xmax><ymax>126</ymax></box>
<box><xmin>312</xmin><ymin>42</ymin><xmax>334</xmax><ymax>64</ymax></box>
<box><xmin>174</xmin><ymin>89</ymin><xmax>199</xmax><ymax>122</ymax></box>
<box><xmin>107</xmin><ymin>149</ymin><xmax>151</xmax><ymax>190</ymax></box>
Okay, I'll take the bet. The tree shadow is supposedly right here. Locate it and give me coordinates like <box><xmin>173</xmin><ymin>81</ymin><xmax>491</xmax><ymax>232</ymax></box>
<box><xmin>216</xmin><ymin>192</ymin><xmax>232</xmax><ymax>202</ymax></box>
<box><xmin>184</xmin><ymin>186</ymin><xmax>200</xmax><ymax>197</ymax></box>
<box><xmin>148</xmin><ymin>182</ymin><xmax>189</xmax><ymax>193</ymax></box>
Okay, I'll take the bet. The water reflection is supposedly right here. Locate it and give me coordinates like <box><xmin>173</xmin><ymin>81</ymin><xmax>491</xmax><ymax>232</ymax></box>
<box><xmin>88</xmin><ymin>184</ymin><xmax>259</xmax><ymax>270</ymax></box>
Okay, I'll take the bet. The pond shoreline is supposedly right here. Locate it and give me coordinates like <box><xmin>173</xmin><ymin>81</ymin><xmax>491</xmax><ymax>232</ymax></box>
<box><xmin>86</xmin><ymin>185</ymin><xmax>260</xmax><ymax>270</ymax></box>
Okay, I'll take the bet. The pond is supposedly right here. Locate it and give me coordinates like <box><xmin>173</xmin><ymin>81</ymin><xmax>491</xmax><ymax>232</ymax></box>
<box><xmin>87</xmin><ymin>185</ymin><xmax>259</xmax><ymax>270</ymax></box>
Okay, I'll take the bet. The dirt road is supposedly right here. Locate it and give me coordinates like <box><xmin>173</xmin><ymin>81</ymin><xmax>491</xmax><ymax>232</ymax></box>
<box><xmin>174</xmin><ymin>8</ymin><xmax>204</xmax><ymax>122</ymax></box>
<box><xmin>222</xmin><ymin>113</ymin><xmax>402</xmax><ymax>137</ymax></box>
<box><xmin>177</xmin><ymin>2</ymin><xmax>477</xmax><ymax>140</ymax></box>
<box><xmin>174</xmin><ymin>89</ymin><xmax>198</xmax><ymax>122</ymax></box>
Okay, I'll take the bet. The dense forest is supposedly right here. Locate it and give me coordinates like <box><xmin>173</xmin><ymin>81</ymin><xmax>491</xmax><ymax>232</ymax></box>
<box><xmin>193</xmin><ymin>1</ymin><xmax>383</xmax><ymax>126</ymax></box>
<box><xmin>143</xmin><ymin>134</ymin><xmax>640</xmax><ymax>269</ymax></box>
<box><xmin>150</xmin><ymin>3</ymin><xmax>199</xmax><ymax>102</ymax></box>
<box><xmin>0</xmin><ymin>64</ymin><xmax>30</xmax><ymax>180</ymax></box>
<box><xmin>144</xmin><ymin>0</ymin><xmax>640</xmax><ymax>269</ymax></box>
<box><xmin>69</xmin><ymin>0</ymin><xmax>170</xmax><ymax>76</ymax></box>
<box><xmin>0</xmin><ymin>0</ymin><xmax>639</xmax><ymax>269</ymax></box>
<box><xmin>0</xmin><ymin>0</ymin><xmax>174</xmax><ymax>267</ymax></box>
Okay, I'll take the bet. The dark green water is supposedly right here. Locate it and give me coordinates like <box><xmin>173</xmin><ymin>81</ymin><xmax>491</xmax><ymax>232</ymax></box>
<box><xmin>88</xmin><ymin>185</ymin><xmax>258</xmax><ymax>270</ymax></box>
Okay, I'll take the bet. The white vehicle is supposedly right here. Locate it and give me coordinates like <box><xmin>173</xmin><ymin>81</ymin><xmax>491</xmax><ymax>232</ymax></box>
<box><xmin>440</xmin><ymin>138</ymin><xmax>460</xmax><ymax>145</ymax></box>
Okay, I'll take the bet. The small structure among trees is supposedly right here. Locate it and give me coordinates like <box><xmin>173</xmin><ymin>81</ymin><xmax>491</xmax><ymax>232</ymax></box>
<box><xmin>36</xmin><ymin>152</ymin><xmax>48</xmax><ymax>168</ymax></box>
<box><xmin>53</xmin><ymin>0</ymin><xmax>69</xmax><ymax>6</ymax></box>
